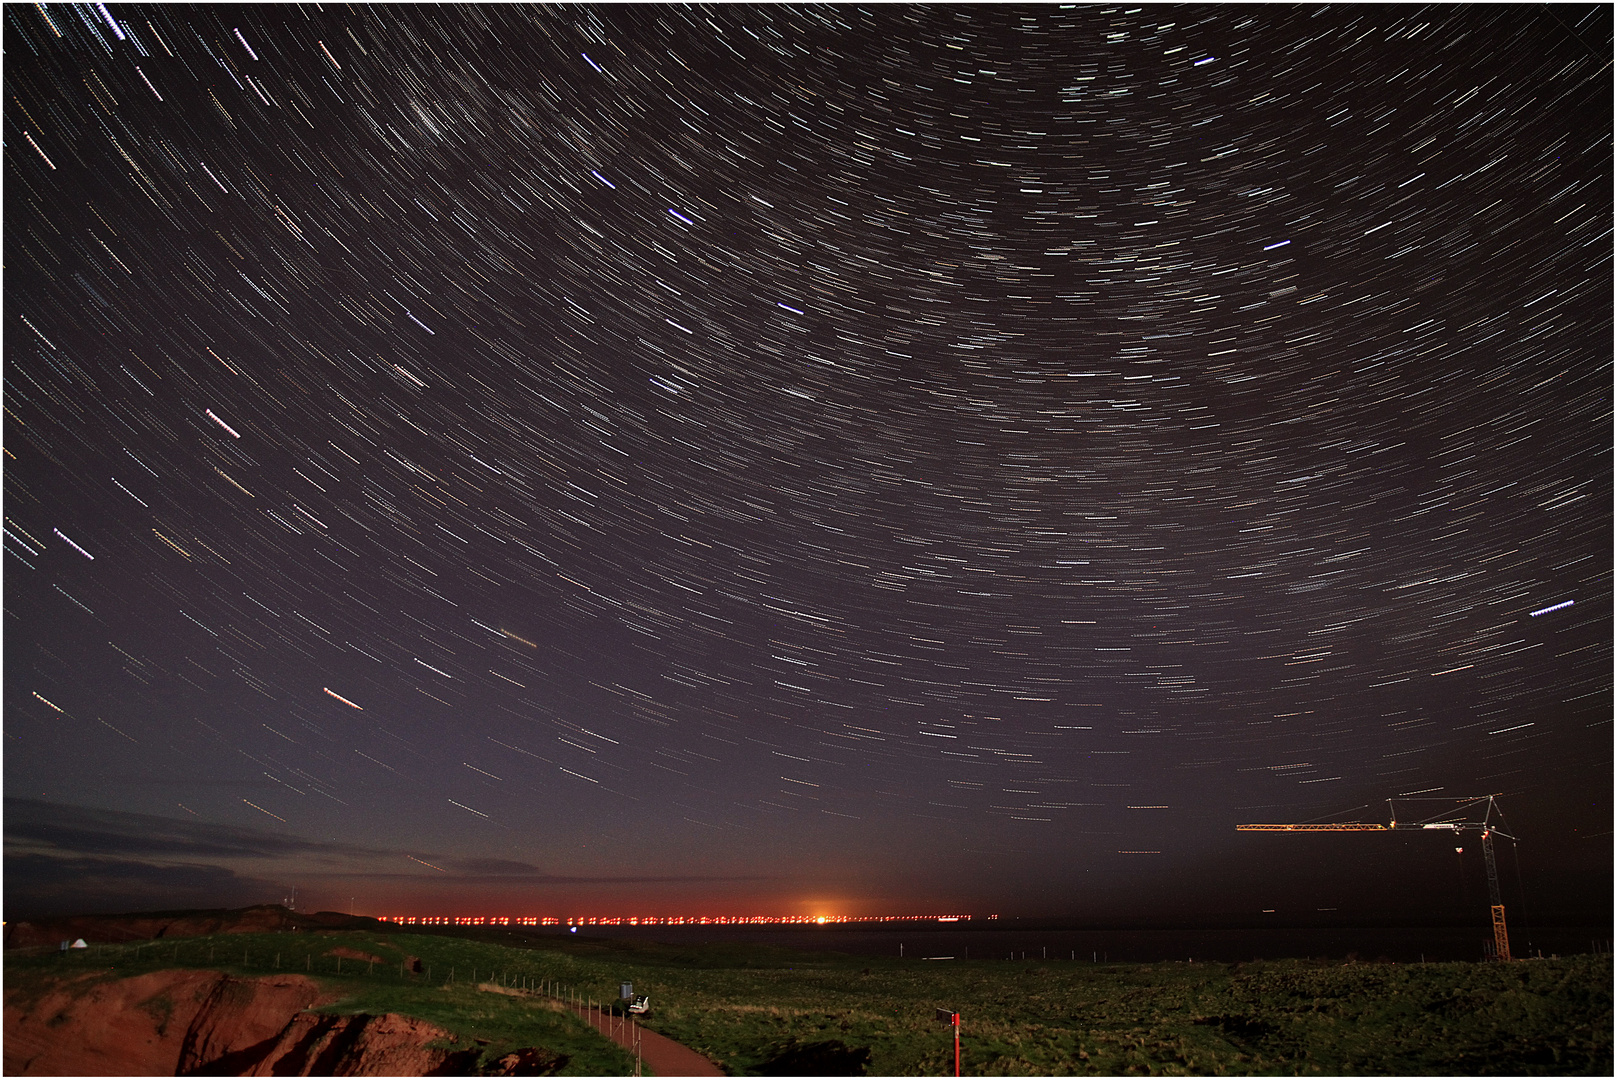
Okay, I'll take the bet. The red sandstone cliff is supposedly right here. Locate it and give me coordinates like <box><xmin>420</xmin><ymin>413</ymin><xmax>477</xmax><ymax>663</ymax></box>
<box><xmin>3</xmin><ymin>969</ymin><xmax>542</xmax><ymax>1075</ymax></box>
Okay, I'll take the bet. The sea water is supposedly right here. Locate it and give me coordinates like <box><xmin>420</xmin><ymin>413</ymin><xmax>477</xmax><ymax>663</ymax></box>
<box><xmin>542</xmin><ymin>922</ymin><xmax>1609</xmax><ymax>964</ymax></box>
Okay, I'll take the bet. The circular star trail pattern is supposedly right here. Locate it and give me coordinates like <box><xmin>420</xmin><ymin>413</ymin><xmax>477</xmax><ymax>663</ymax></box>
<box><xmin>4</xmin><ymin>5</ymin><xmax>1610</xmax><ymax>917</ymax></box>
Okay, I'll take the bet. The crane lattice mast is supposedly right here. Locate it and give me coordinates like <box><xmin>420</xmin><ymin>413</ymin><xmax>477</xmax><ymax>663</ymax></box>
<box><xmin>1238</xmin><ymin>794</ymin><xmax>1516</xmax><ymax>961</ymax></box>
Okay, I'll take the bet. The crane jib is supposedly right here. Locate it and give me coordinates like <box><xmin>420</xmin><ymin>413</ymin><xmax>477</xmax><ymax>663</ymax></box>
<box><xmin>1235</xmin><ymin>823</ymin><xmax>1387</xmax><ymax>831</ymax></box>
<box><xmin>1236</xmin><ymin>794</ymin><xmax>1516</xmax><ymax>961</ymax></box>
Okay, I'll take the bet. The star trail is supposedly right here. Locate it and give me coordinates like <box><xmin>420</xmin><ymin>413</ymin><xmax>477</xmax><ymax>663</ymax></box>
<box><xmin>4</xmin><ymin>5</ymin><xmax>1611</xmax><ymax>925</ymax></box>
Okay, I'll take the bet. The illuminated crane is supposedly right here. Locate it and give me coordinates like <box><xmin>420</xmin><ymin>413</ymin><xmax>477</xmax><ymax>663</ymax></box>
<box><xmin>1239</xmin><ymin>794</ymin><xmax>1517</xmax><ymax>961</ymax></box>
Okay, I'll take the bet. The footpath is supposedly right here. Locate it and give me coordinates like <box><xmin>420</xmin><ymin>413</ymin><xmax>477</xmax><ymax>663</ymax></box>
<box><xmin>479</xmin><ymin>983</ymin><xmax>724</xmax><ymax>1076</ymax></box>
<box><xmin>570</xmin><ymin>1000</ymin><xmax>725</xmax><ymax>1077</ymax></box>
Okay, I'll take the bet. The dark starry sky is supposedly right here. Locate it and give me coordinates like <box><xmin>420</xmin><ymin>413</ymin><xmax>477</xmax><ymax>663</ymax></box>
<box><xmin>4</xmin><ymin>4</ymin><xmax>1611</xmax><ymax>925</ymax></box>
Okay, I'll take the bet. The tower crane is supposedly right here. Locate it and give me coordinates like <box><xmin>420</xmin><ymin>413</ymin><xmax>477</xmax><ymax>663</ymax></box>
<box><xmin>1238</xmin><ymin>794</ymin><xmax>1517</xmax><ymax>961</ymax></box>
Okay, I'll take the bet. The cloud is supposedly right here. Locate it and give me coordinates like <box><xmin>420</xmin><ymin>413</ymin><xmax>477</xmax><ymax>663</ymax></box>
<box><xmin>4</xmin><ymin>797</ymin><xmax>387</xmax><ymax>862</ymax></box>
<box><xmin>4</xmin><ymin>799</ymin><xmax>773</xmax><ymax>902</ymax></box>
<box><xmin>294</xmin><ymin>870</ymin><xmax>773</xmax><ymax>884</ymax></box>
<box><xmin>451</xmin><ymin>856</ymin><xmax>547</xmax><ymax>876</ymax></box>
<box><xmin>4</xmin><ymin>853</ymin><xmax>280</xmax><ymax>919</ymax></box>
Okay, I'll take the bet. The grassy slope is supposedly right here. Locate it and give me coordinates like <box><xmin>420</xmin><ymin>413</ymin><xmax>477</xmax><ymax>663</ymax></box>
<box><xmin>580</xmin><ymin>951</ymin><xmax>1612</xmax><ymax>1076</ymax></box>
<box><xmin>3</xmin><ymin>932</ymin><xmax>633</xmax><ymax>1076</ymax></box>
<box><xmin>8</xmin><ymin>928</ymin><xmax>1610</xmax><ymax>1075</ymax></box>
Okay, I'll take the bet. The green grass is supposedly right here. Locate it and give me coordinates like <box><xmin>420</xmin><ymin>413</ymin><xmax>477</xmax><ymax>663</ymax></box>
<box><xmin>7</xmin><ymin>929</ymin><xmax>1610</xmax><ymax>1075</ymax></box>
<box><xmin>532</xmin><ymin>949</ymin><xmax>1612</xmax><ymax>1075</ymax></box>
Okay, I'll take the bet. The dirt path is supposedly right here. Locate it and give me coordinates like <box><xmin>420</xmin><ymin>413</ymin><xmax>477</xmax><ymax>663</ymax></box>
<box><xmin>570</xmin><ymin>1003</ymin><xmax>724</xmax><ymax>1077</ymax></box>
<box><xmin>478</xmin><ymin>983</ymin><xmax>723</xmax><ymax>1076</ymax></box>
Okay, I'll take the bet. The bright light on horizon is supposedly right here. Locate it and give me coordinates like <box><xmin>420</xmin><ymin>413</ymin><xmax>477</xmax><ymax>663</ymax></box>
<box><xmin>377</xmin><ymin>912</ymin><xmax>983</xmax><ymax>927</ymax></box>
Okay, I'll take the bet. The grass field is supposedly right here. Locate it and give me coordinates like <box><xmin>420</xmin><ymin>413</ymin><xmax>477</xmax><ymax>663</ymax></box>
<box><xmin>7</xmin><ymin>928</ymin><xmax>1610</xmax><ymax>1075</ymax></box>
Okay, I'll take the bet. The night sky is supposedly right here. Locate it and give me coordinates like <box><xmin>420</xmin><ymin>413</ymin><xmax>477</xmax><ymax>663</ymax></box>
<box><xmin>5</xmin><ymin>4</ymin><xmax>1611</xmax><ymax>928</ymax></box>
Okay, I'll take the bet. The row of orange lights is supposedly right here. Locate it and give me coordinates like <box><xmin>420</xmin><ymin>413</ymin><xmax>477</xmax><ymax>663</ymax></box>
<box><xmin>381</xmin><ymin>914</ymin><xmax>984</xmax><ymax>927</ymax></box>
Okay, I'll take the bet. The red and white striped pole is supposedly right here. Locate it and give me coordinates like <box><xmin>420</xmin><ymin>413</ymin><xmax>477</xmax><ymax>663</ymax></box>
<box><xmin>937</xmin><ymin>1009</ymin><xmax>960</xmax><ymax>1076</ymax></box>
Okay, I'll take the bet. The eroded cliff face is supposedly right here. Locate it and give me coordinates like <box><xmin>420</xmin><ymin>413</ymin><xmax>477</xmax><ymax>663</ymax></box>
<box><xmin>216</xmin><ymin>1010</ymin><xmax>488</xmax><ymax>1077</ymax></box>
<box><xmin>2</xmin><ymin>969</ymin><xmax>527</xmax><ymax>1076</ymax></box>
<box><xmin>5</xmin><ymin>970</ymin><xmax>325</xmax><ymax>1075</ymax></box>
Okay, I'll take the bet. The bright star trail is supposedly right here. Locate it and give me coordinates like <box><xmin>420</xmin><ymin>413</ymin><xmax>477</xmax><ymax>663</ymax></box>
<box><xmin>4</xmin><ymin>5</ymin><xmax>1610</xmax><ymax>927</ymax></box>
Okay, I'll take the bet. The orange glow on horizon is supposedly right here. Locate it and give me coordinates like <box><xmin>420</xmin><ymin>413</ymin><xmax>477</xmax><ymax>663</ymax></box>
<box><xmin>377</xmin><ymin>913</ymin><xmax>983</xmax><ymax>927</ymax></box>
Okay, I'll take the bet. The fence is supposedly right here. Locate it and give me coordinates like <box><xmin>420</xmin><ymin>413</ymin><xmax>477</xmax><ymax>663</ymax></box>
<box><xmin>8</xmin><ymin>939</ymin><xmax>644</xmax><ymax>1072</ymax></box>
